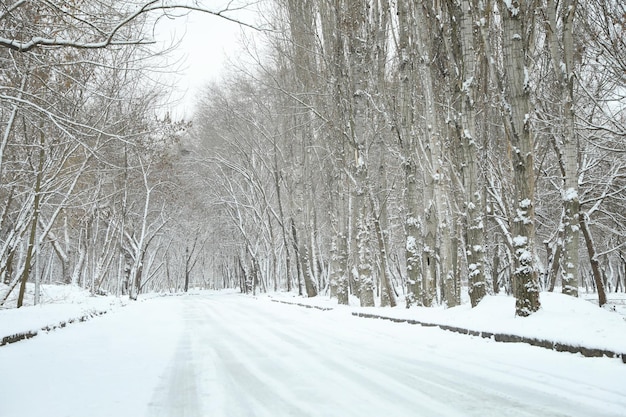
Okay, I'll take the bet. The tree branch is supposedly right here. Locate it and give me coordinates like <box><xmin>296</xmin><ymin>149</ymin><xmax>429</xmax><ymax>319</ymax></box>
<box><xmin>0</xmin><ymin>1</ymin><xmax>262</xmax><ymax>52</ymax></box>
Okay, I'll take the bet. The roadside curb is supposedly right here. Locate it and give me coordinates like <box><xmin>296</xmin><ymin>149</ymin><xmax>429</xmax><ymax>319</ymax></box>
<box><xmin>269</xmin><ymin>298</ymin><xmax>625</xmax><ymax>363</ymax></box>
<box><xmin>271</xmin><ymin>299</ymin><xmax>333</xmax><ymax>311</ymax></box>
<box><xmin>0</xmin><ymin>309</ymin><xmax>109</xmax><ymax>348</ymax></box>
<box><xmin>352</xmin><ymin>311</ymin><xmax>626</xmax><ymax>363</ymax></box>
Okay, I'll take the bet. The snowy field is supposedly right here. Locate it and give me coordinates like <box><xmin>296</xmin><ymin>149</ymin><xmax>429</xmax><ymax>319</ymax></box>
<box><xmin>1</xmin><ymin>288</ymin><xmax>626</xmax><ymax>416</ymax></box>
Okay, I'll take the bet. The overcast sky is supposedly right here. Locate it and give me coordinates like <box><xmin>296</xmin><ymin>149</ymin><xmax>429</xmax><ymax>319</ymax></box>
<box><xmin>152</xmin><ymin>2</ymin><xmax>260</xmax><ymax>119</ymax></box>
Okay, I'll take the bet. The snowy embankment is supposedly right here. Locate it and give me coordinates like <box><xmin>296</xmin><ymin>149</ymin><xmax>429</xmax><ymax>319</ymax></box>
<box><xmin>0</xmin><ymin>284</ymin><xmax>126</xmax><ymax>346</ymax></box>
<box><xmin>271</xmin><ymin>292</ymin><xmax>626</xmax><ymax>362</ymax></box>
<box><xmin>0</xmin><ymin>286</ymin><xmax>231</xmax><ymax>347</ymax></box>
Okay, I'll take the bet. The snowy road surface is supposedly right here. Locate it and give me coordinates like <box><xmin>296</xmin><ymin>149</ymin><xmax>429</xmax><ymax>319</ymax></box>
<box><xmin>2</xmin><ymin>293</ymin><xmax>626</xmax><ymax>417</ymax></box>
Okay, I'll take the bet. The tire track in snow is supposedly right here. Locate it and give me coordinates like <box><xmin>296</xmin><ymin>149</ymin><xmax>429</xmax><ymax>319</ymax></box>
<box><xmin>147</xmin><ymin>331</ymin><xmax>201</xmax><ymax>416</ymax></box>
<box><xmin>249</xmin><ymin>302</ymin><xmax>560</xmax><ymax>417</ymax></box>
<box><xmin>197</xmin><ymin>296</ymin><xmax>466</xmax><ymax>417</ymax></box>
<box><xmin>247</xmin><ymin>297</ymin><xmax>626</xmax><ymax>417</ymax></box>
<box><xmin>197</xmin><ymin>298</ymin><xmax>317</xmax><ymax>416</ymax></box>
<box><xmin>146</xmin><ymin>294</ymin><xmax>626</xmax><ymax>417</ymax></box>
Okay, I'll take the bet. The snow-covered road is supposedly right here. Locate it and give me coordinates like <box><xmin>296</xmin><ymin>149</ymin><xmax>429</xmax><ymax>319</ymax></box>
<box><xmin>2</xmin><ymin>293</ymin><xmax>626</xmax><ymax>417</ymax></box>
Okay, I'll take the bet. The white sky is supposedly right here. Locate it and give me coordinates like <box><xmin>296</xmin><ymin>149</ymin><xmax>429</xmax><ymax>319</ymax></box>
<box><xmin>152</xmin><ymin>2</ymin><xmax>260</xmax><ymax>120</ymax></box>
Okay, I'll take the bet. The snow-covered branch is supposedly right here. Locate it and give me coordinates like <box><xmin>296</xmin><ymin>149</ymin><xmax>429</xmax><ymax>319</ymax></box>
<box><xmin>0</xmin><ymin>1</ymin><xmax>261</xmax><ymax>52</ymax></box>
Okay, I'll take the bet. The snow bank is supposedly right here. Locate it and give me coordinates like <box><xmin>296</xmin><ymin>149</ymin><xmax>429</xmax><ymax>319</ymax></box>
<box><xmin>0</xmin><ymin>285</ymin><xmax>233</xmax><ymax>347</ymax></box>
<box><xmin>270</xmin><ymin>291</ymin><xmax>626</xmax><ymax>358</ymax></box>
<box><xmin>0</xmin><ymin>284</ymin><xmax>126</xmax><ymax>346</ymax></box>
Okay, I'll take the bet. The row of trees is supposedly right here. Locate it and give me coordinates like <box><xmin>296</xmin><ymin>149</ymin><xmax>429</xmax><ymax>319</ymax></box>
<box><xmin>1</xmin><ymin>1</ymin><xmax>623</xmax><ymax>316</ymax></box>
<box><xmin>191</xmin><ymin>0</ymin><xmax>625</xmax><ymax>315</ymax></box>
<box><xmin>0</xmin><ymin>0</ymin><xmax>246</xmax><ymax>307</ymax></box>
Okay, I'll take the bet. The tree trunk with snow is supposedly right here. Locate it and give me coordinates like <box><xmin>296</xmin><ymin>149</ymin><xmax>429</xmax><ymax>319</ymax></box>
<box><xmin>356</xmin><ymin>194</ymin><xmax>375</xmax><ymax>307</ymax></box>
<box><xmin>301</xmin><ymin>240</ymin><xmax>318</xmax><ymax>298</ymax></box>
<box><xmin>17</xmin><ymin>128</ymin><xmax>45</xmax><ymax>308</ymax></box>
<box><xmin>579</xmin><ymin>213</ymin><xmax>607</xmax><ymax>307</ymax></box>
<box><xmin>371</xmin><ymin>150</ymin><xmax>397</xmax><ymax>308</ymax></box>
<box><xmin>545</xmin><ymin>0</ymin><xmax>580</xmax><ymax>297</ymax></box>
<box><xmin>415</xmin><ymin>0</ymin><xmax>453</xmax><ymax>307</ymax></box>
<box><xmin>345</xmin><ymin>0</ymin><xmax>375</xmax><ymax>307</ymax></box>
<box><xmin>450</xmin><ymin>0</ymin><xmax>488</xmax><ymax>307</ymax></box>
<box><xmin>395</xmin><ymin>0</ymin><xmax>423</xmax><ymax>307</ymax></box>
<box><xmin>500</xmin><ymin>0</ymin><xmax>541</xmax><ymax>316</ymax></box>
<box><xmin>330</xmin><ymin>168</ymin><xmax>350</xmax><ymax>305</ymax></box>
<box><xmin>404</xmin><ymin>159</ymin><xmax>423</xmax><ymax>307</ymax></box>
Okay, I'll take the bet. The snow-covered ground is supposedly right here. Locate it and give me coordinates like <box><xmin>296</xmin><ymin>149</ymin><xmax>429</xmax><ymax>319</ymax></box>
<box><xmin>0</xmin><ymin>284</ymin><xmax>126</xmax><ymax>341</ymax></box>
<box><xmin>1</xmin><ymin>289</ymin><xmax>626</xmax><ymax>416</ymax></box>
<box><xmin>271</xmin><ymin>291</ymin><xmax>626</xmax><ymax>355</ymax></box>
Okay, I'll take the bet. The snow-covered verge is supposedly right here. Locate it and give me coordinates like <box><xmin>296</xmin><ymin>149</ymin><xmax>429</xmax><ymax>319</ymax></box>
<box><xmin>0</xmin><ymin>285</ymin><xmax>236</xmax><ymax>347</ymax></box>
<box><xmin>269</xmin><ymin>291</ymin><xmax>626</xmax><ymax>362</ymax></box>
<box><xmin>0</xmin><ymin>284</ymin><xmax>127</xmax><ymax>347</ymax></box>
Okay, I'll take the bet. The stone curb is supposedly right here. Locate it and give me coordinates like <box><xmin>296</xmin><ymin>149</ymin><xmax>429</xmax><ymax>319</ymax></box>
<box><xmin>352</xmin><ymin>311</ymin><xmax>626</xmax><ymax>363</ymax></box>
<box><xmin>271</xmin><ymin>299</ymin><xmax>333</xmax><ymax>311</ymax></box>
<box><xmin>0</xmin><ymin>309</ymin><xmax>109</xmax><ymax>348</ymax></box>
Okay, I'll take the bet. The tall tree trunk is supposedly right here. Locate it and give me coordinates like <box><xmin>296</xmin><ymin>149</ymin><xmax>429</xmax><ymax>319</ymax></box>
<box><xmin>580</xmin><ymin>213</ymin><xmax>607</xmax><ymax>306</ymax></box>
<box><xmin>372</xmin><ymin>145</ymin><xmax>397</xmax><ymax>308</ymax></box>
<box><xmin>290</xmin><ymin>217</ymin><xmax>304</xmax><ymax>296</ymax></box>
<box><xmin>546</xmin><ymin>0</ymin><xmax>580</xmax><ymax>297</ymax></box>
<box><xmin>332</xmin><ymin>230</ymin><xmax>350</xmax><ymax>305</ymax></box>
<box><xmin>372</xmin><ymin>200</ymin><xmax>397</xmax><ymax>307</ymax></box>
<box><xmin>452</xmin><ymin>0</ymin><xmax>488</xmax><ymax>307</ymax></box>
<box><xmin>330</xmin><ymin>169</ymin><xmax>350</xmax><ymax>305</ymax></box>
<box><xmin>395</xmin><ymin>0</ymin><xmax>424</xmax><ymax>307</ymax></box>
<box><xmin>17</xmin><ymin>128</ymin><xmax>45</xmax><ymax>308</ymax></box>
<box><xmin>404</xmin><ymin>158</ymin><xmax>423</xmax><ymax>307</ymax></box>
<box><xmin>415</xmin><ymin>0</ymin><xmax>449</xmax><ymax>306</ymax></box>
<box><xmin>346</xmin><ymin>0</ymin><xmax>374</xmax><ymax>307</ymax></box>
<box><xmin>272</xmin><ymin>145</ymin><xmax>292</xmax><ymax>292</ymax></box>
<box><xmin>356</xmin><ymin>196</ymin><xmax>375</xmax><ymax>307</ymax></box>
<box><xmin>301</xmin><ymin>241</ymin><xmax>318</xmax><ymax>297</ymax></box>
<box><xmin>500</xmin><ymin>0</ymin><xmax>541</xmax><ymax>316</ymax></box>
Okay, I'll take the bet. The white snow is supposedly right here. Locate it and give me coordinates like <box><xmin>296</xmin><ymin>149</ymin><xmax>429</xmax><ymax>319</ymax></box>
<box><xmin>0</xmin><ymin>284</ymin><xmax>126</xmax><ymax>337</ymax></box>
<box><xmin>274</xmin><ymin>291</ymin><xmax>626</xmax><ymax>354</ymax></box>
<box><xmin>472</xmin><ymin>245</ymin><xmax>483</xmax><ymax>253</ymax></box>
<box><xmin>524</xmin><ymin>66</ymin><xmax>530</xmax><ymax>90</ymax></box>
<box><xmin>512</xmin><ymin>235</ymin><xmax>528</xmax><ymax>247</ymax></box>
<box><xmin>468</xmin><ymin>263</ymin><xmax>482</xmax><ymax>278</ymax></box>
<box><xmin>517</xmin><ymin>249</ymin><xmax>533</xmax><ymax>263</ymax></box>
<box><xmin>406</xmin><ymin>235</ymin><xmax>417</xmax><ymax>252</ymax></box>
<box><xmin>461</xmin><ymin>77</ymin><xmax>474</xmax><ymax>93</ymax></box>
<box><xmin>563</xmin><ymin>187</ymin><xmax>578</xmax><ymax>202</ymax></box>
<box><xmin>1</xmin><ymin>288</ymin><xmax>626</xmax><ymax>416</ymax></box>
<box><xmin>1</xmin><ymin>295</ymin><xmax>184</xmax><ymax>417</ymax></box>
<box><xmin>504</xmin><ymin>0</ymin><xmax>520</xmax><ymax>17</ymax></box>
<box><xmin>405</xmin><ymin>216</ymin><xmax>419</xmax><ymax>227</ymax></box>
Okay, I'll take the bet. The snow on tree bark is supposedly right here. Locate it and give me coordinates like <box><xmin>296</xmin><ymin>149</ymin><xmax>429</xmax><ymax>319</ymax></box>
<box><xmin>500</xmin><ymin>0</ymin><xmax>541</xmax><ymax>316</ymax></box>
<box><xmin>545</xmin><ymin>0</ymin><xmax>580</xmax><ymax>298</ymax></box>
<box><xmin>395</xmin><ymin>0</ymin><xmax>424</xmax><ymax>308</ymax></box>
<box><xmin>454</xmin><ymin>0</ymin><xmax>488</xmax><ymax>307</ymax></box>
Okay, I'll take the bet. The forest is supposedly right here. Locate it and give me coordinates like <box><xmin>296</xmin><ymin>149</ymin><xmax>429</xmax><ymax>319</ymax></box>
<box><xmin>0</xmin><ymin>0</ymin><xmax>624</xmax><ymax>317</ymax></box>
